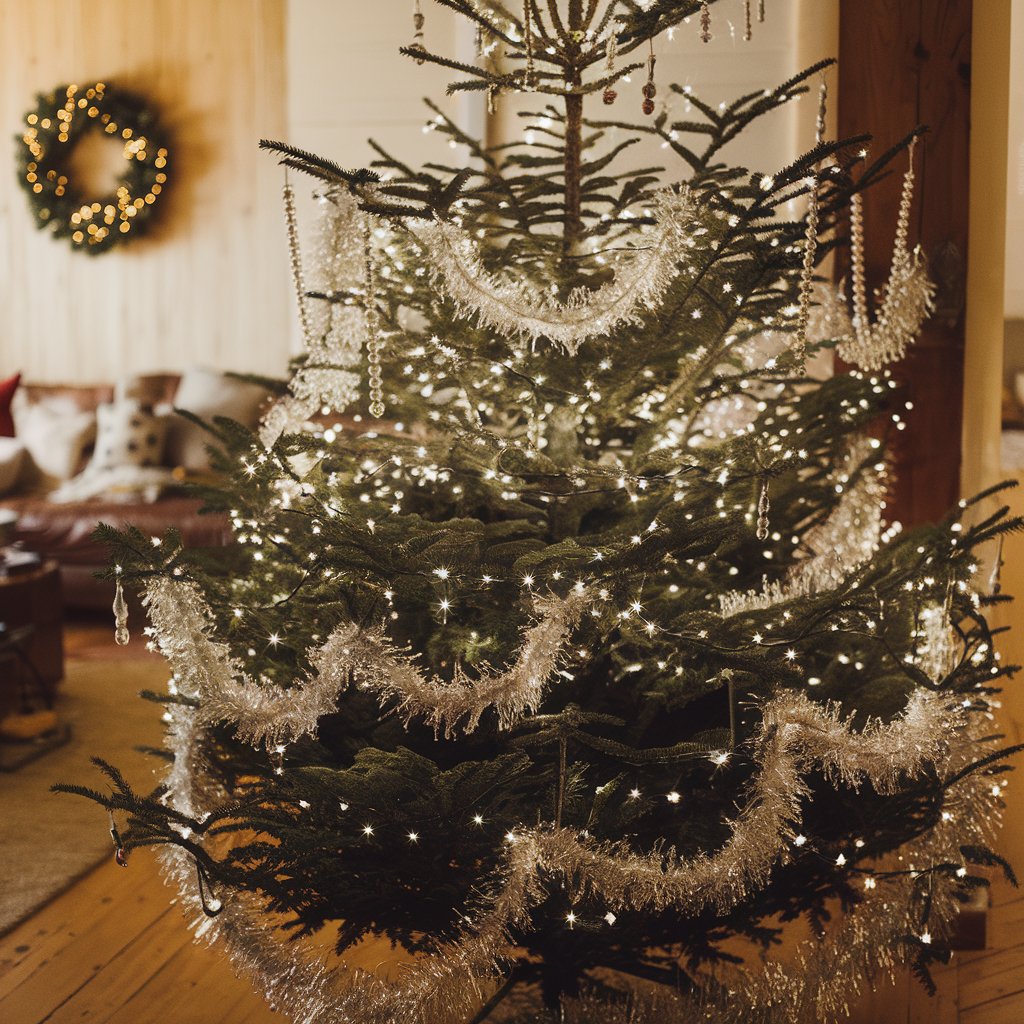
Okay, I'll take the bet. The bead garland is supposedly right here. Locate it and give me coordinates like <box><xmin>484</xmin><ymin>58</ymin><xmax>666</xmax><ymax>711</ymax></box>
<box><xmin>282</xmin><ymin>176</ymin><xmax>313</xmax><ymax>350</ymax></box>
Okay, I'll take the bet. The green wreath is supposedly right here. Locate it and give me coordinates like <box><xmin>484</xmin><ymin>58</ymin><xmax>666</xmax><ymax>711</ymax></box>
<box><xmin>16</xmin><ymin>82</ymin><xmax>170</xmax><ymax>254</ymax></box>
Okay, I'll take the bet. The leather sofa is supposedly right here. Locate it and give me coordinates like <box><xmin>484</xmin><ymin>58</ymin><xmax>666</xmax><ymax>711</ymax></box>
<box><xmin>2</xmin><ymin>377</ymin><xmax>230</xmax><ymax>610</ymax></box>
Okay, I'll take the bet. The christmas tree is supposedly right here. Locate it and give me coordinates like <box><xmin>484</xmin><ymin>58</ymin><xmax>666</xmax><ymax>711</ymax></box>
<box><xmin>59</xmin><ymin>2</ymin><xmax>1022</xmax><ymax>1022</ymax></box>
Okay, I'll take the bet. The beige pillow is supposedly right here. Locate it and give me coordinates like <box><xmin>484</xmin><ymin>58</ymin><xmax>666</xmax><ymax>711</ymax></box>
<box><xmin>0</xmin><ymin>437</ymin><xmax>26</xmax><ymax>495</ymax></box>
<box><xmin>164</xmin><ymin>366</ymin><xmax>269</xmax><ymax>471</ymax></box>
<box><xmin>14</xmin><ymin>400</ymin><xmax>97</xmax><ymax>481</ymax></box>
<box><xmin>90</xmin><ymin>400</ymin><xmax>168</xmax><ymax>470</ymax></box>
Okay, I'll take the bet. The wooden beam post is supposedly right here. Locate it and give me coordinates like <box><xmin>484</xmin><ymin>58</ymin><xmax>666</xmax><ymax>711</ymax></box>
<box><xmin>837</xmin><ymin>0</ymin><xmax>973</xmax><ymax>527</ymax></box>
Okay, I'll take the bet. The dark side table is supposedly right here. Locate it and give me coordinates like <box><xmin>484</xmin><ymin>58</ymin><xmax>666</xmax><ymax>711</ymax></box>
<box><xmin>0</xmin><ymin>559</ymin><xmax>64</xmax><ymax>716</ymax></box>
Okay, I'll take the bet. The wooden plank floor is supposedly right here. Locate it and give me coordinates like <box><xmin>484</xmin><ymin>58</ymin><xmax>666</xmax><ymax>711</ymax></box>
<box><xmin>0</xmin><ymin>854</ymin><xmax>286</xmax><ymax>1024</ymax></box>
<box><xmin>4</xmin><ymin>857</ymin><xmax>1023</xmax><ymax>1024</ymax></box>
<box><xmin>846</xmin><ymin>881</ymin><xmax>1024</xmax><ymax>1024</ymax></box>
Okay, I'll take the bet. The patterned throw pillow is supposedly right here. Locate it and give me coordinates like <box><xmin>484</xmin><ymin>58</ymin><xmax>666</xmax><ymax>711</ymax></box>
<box><xmin>90</xmin><ymin>400</ymin><xmax>168</xmax><ymax>470</ymax></box>
<box><xmin>0</xmin><ymin>373</ymin><xmax>20</xmax><ymax>437</ymax></box>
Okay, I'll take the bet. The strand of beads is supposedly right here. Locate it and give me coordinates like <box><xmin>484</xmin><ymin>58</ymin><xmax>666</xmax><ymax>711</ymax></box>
<box><xmin>756</xmin><ymin>479</ymin><xmax>771</xmax><ymax>541</ymax></box>
<box><xmin>364</xmin><ymin>220</ymin><xmax>385</xmax><ymax>418</ymax></box>
<box><xmin>603</xmin><ymin>26</ymin><xmax>618</xmax><ymax>105</ymax></box>
<box><xmin>283</xmin><ymin>176</ymin><xmax>313</xmax><ymax>350</ymax></box>
<box><xmin>642</xmin><ymin>41</ymin><xmax>657</xmax><ymax>115</ymax></box>
<box><xmin>793</xmin><ymin>79</ymin><xmax>827</xmax><ymax>359</ymax></box>
<box><xmin>522</xmin><ymin>0</ymin><xmax>536</xmax><ymax>87</ymax></box>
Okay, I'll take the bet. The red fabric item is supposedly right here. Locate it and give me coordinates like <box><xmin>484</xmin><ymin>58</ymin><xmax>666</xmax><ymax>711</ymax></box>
<box><xmin>0</xmin><ymin>373</ymin><xmax>20</xmax><ymax>437</ymax></box>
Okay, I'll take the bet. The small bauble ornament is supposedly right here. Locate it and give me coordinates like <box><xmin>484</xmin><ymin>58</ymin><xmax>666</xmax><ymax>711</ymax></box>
<box><xmin>603</xmin><ymin>88</ymin><xmax>617</xmax><ymax>105</ymax></box>
<box><xmin>642</xmin><ymin>82</ymin><xmax>657</xmax><ymax>99</ymax></box>
<box><xmin>642</xmin><ymin>98</ymin><xmax>655</xmax><ymax>116</ymax></box>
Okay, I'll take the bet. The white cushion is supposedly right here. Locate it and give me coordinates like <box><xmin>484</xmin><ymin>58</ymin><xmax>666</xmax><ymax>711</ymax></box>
<box><xmin>0</xmin><ymin>437</ymin><xmax>26</xmax><ymax>495</ymax></box>
<box><xmin>90</xmin><ymin>400</ymin><xmax>167</xmax><ymax>471</ymax></box>
<box><xmin>14</xmin><ymin>402</ymin><xmax>96</xmax><ymax>481</ymax></box>
<box><xmin>164</xmin><ymin>366</ymin><xmax>269</xmax><ymax>471</ymax></box>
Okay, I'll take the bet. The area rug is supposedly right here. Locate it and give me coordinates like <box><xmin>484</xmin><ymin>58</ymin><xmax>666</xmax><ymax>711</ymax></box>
<box><xmin>0</xmin><ymin>655</ymin><xmax>168</xmax><ymax>935</ymax></box>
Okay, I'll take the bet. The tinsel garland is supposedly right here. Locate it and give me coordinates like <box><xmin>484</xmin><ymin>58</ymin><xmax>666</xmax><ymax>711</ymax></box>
<box><xmin>146</xmin><ymin>581</ymin><xmax>997</xmax><ymax>1024</ymax></box>
<box><xmin>409</xmin><ymin>189</ymin><xmax>699</xmax><ymax>353</ymax></box>
<box><xmin>144</xmin><ymin>578</ymin><xmax>588</xmax><ymax>747</ymax></box>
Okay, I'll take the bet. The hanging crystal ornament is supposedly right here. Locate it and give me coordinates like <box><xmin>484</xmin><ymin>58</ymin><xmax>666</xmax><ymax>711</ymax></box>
<box><xmin>411</xmin><ymin>0</ymin><xmax>425</xmax><ymax>63</ymax></box>
<box><xmin>701</xmin><ymin>0</ymin><xmax>712</xmax><ymax>43</ymax></box>
<box><xmin>113</xmin><ymin>577</ymin><xmax>130</xmax><ymax>646</ymax></box>
<box><xmin>486</xmin><ymin>83</ymin><xmax>497</xmax><ymax>114</ymax></box>
<box><xmin>364</xmin><ymin>219</ymin><xmax>385</xmax><ymax>418</ymax></box>
<box><xmin>792</xmin><ymin>79</ymin><xmax>827</xmax><ymax>360</ymax></box>
<box><xmin>755</xmin><ymin>478</ymin><xmax>771</xmax><ymax>541</ymax></box>
<box><xmin>836</xmin><ymin>139</ymin><xmax>935</xmax><ymax>371</ymax></box>
<box><xmin>642</xmin><ymin>41</ymin><xmax>657</xmax><ymax>116</ymax></box>
<box><xmin>990</xmin><ymin>534</ymin><xmax>1005</xmax><ymax>595</ymax></box>
<box><xmin>603</xmin><ymin>26</ymin><xmax>619</xmax><ymax>105</ymax></box>
<box><xmin>522</xmin><ymin>0</ymin><xmax>536</xmax><ymax>87</ymax></box>
<box><xmin>108</xmin><ymin>809</ymin><xmax>129</xmax><ymax>867</ymax></box>
<box><xmin>721</xmin><ymin>440</ymin><xmax>886</xmax><ymax>618</ymax></box>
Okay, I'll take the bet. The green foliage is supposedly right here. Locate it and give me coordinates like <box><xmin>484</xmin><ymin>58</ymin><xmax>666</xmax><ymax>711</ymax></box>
<box><xmin>74</xmin><ymin>1</ymin><xmax>1022</xmax><ymax>1012</ymax></box>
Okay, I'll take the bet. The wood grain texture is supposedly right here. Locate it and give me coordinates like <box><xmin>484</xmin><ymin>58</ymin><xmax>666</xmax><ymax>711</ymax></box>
<box><xmin>0</xmin><ymin>0</ymin><xmax>290</xmax><ymax>383</ymax></box>
<box><xmin>0</xmin><ymin>855</ymin><xmax>286</xmax><ymax>1024</ymax></box>
<box><xmin>837</xmin><ymin>0</ymin><xmax>972</xmax><ymax>527</ymax></box>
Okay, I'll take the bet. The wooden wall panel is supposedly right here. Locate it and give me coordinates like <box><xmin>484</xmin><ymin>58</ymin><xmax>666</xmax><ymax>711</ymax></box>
<box><xmin>837</xmin><ymin>0</ymin><xmax>973</xmax><ymax>527</ymax></box>
<box><xmin>0</xmin><ymin>0</ymin><xmax>289</xmax><ymax>383</ymax></box>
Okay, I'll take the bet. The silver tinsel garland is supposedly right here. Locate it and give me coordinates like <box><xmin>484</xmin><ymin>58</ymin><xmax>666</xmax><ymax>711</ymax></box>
<box><xmin>146</xmin><ymin>583</ymin><xmax>998</xmax><ymax>1024</ymax></box>
<box><xmin>408</xmin><ymin>189</ymin><xmax>700</xmax><ymax>354</ymax></box>
<box><xmin>144</xmin><ymin>578</ymin><xmax>588</xmax><ymax>747</ymax></box>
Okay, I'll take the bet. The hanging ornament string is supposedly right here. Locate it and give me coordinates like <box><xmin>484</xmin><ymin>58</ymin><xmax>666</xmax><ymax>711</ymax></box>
<box><xmin>262</xmin><ymin>187</ymin><xmax>369</xmax><ymax>444</ymax></box>
<box><xmin>836</xmin><ymin>139</ymin><xmax>935</xmax><ymax>371</ymax></box>
<box><xmin>721</xmin><ymin>440</ymin><xmax>886</xmax><ymax>617</ymax></box>
<box><xmin>642</xmin><ymin>40</ymin><xmax>657</xmax><ymax>115</ymax></box>
<box><xmin>364</xmin><ymin>218</ymin><xmax>386</xmax><ymax>418</ymax></box>
<box><xmin>522</xmin><ymin>0</ymin><xmax>536</xmax><ymax>87</ymax></box>
<box><xmin>283</xmin><ymin>172</ymin><xmax>313</xmax><ymax>351</ymax></box>
<box><xmin>744</xmin><ymin>0</ymin><xmax>753</xmax><ymax>41</ymax></box>
<box><xmin>755</xmin><ymin>477</ymin><xmax>771</xmax><ymax>541</ymax></box>
<box><xmin>603</xmin><ymin>25</ymin><xmax>619</xmax><ymax>105</ymax></box>
<box><xmin>411</xmin><ymin>0</ymin><xmax>426</xmax><ymax>63</ymax></box>
<box><xmin>409</xmin><ymin>187</ymin><xmax>699</xmax><ymax>353</ymax></box>
<box><xmin>792</xmin><ymin>78</ymin><xmax>827</xmax><ymax>360</ymax></box>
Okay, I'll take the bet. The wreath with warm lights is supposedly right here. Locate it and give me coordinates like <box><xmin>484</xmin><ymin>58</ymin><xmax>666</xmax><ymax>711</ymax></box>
<box><xmin>16</xmin><ymin>82</ymin><xmax>170</xmax><ymax>254</ymax></box>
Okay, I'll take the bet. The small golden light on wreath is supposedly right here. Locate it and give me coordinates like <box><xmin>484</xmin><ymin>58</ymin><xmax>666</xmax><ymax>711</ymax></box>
<box><xmin>15</xmin><ymin>82</ymin><xmax>170</xmax><ymax>254</ymax></box>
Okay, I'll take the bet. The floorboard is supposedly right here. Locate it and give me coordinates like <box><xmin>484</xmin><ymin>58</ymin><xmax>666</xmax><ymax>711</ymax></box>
<box><xmin>0</xmin><ymin>856</ymin><xmax>284</xmax><ymax>1024</ymax></box>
